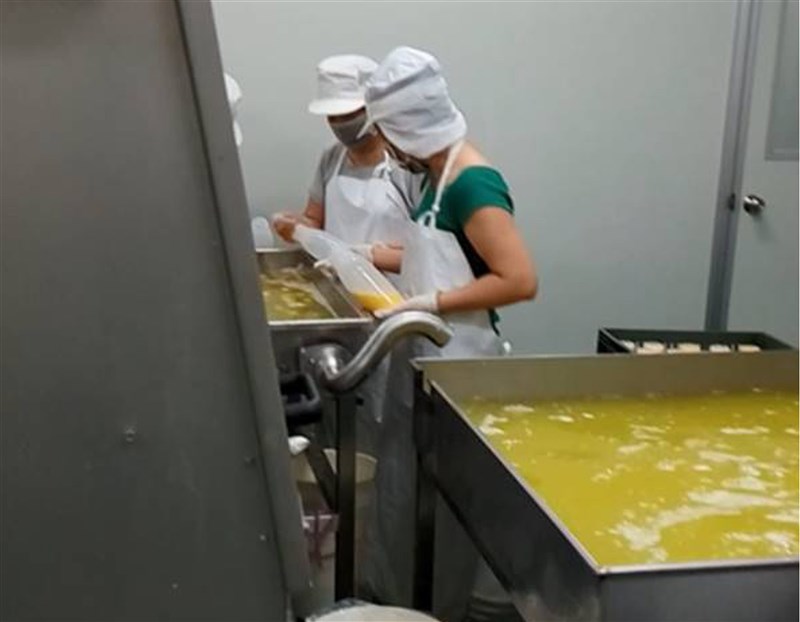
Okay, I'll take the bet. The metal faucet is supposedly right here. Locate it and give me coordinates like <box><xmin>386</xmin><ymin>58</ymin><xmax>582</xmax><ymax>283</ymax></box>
<box><xmin>296</xmin><ymin>311</ymin><xmax>451</xmax><ymax>601</ymax></box>
<box><xmin>301</xmin><ymin>311</ymin><xmax>453</xmax><ymax>394</ymax></box>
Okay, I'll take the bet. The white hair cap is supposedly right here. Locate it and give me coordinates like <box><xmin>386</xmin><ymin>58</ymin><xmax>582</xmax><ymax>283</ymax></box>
<box><xmin>308</xmin><ymin>54</ymin><xmax>378</xmax><ymax>116</ymax></box>
<box><xmin>224</xmin><ymin>73</ymin><xmax>243</xmax><ymax>146</ymax></box>
<box><xmin>364</xmin><ymin>47</ymin><xmax>466</xmax><ymax>159</ymax></box>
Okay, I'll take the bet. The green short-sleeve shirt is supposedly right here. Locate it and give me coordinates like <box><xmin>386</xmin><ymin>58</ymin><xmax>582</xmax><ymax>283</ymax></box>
<box><xmin>414</xmin><ymin>166</ymin><xmax>514</xmax><ymax>327</ymax></box>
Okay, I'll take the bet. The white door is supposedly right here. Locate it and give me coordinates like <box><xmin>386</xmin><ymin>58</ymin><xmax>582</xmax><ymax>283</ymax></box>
<box><xmin>727</xmin><ymin>0</ymin><xmax>799</xmax><ymax>346</ymax></box>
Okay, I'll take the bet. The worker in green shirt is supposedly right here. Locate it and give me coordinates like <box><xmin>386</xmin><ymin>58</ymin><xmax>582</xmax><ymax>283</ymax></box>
<box><xmin>358</xmin><ymin>46</ymin><xmax>538</xmax><ymax>621</ymax></box>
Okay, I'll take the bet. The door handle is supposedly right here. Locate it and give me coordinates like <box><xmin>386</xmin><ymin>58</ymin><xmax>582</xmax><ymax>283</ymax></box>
<box><xmin>743</xmin><ymin>194</ymin><xmax>766</xmax><ymax>215</ymax></box>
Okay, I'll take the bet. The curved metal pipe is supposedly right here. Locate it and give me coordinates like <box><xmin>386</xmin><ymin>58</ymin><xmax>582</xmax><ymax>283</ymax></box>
<box><xmin>316</xmin><ymin>311</ymin><xmax>453</xmax><ymax>394</ymax></box>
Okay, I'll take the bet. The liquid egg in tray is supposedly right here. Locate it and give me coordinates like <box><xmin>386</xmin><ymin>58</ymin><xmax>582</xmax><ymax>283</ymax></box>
<box><xmin>414</xmin><ymin>353</ymin><xmax>799</xmax><ymax>621</ymax></box>
<box><xmin>260</xmin><ymin>267</ymin><xmax>335</xmax><ymax>322</ymax></box>
<box><xmin>462</xmin><ymin>390</ymin><xmax>799</xmax><ymax>566</ymax></box>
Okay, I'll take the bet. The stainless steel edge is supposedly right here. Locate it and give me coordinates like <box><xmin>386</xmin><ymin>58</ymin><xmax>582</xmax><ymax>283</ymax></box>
<box><xmin>415</xmin><ymin>350</ymin><xmax>798</xmax><ymax>403</ymax></box>
<box><xmin>269</xmin><ymin>319</ymin><xmax>371</xmax><ymax>331</ymax></box>
<box><xmin>176</xmin><ymin>0</ymin><xmax>311</xmax><ymax>601</ymax></box>
<box><xmin>606</xmin><ymin>556</ymin><xmax>799</xmax><ymax>575</ymax></box>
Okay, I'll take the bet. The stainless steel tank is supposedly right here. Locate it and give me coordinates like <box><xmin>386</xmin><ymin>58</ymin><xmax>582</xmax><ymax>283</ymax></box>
<box><xmin>413</xmin><ymin>351</ymin><xmax>799</xmax><ymax>622</ymax></box>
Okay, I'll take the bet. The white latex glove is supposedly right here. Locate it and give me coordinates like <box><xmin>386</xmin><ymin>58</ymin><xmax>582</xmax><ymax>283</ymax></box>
<box><xmin>351</xmin><ymin>243</ymin><xmax>374</xmax><ymax>263</ymax></box>
<box><xmin>374</xmin><ymin>292</ymin><xmax>439</xmax><ymax>319</ymax></box>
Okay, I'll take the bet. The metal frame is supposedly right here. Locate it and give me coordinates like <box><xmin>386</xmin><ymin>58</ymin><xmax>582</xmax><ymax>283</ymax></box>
<box><xmin>176</xmin><ymin>0</ymin><xmax>312</xmax><ymax>604</ymax></box>
<box><xmin>1</xmin><ymin>1</ymin><xmax>306</xmax><ymax>618</ymax></box>
<box><xmin>705</xmin><ymin>0</ymin><xmax>762</xmax><ymax>330</ymax></box>
<box><xmin>334</xmin><ymin>393</ymin><xmax>358</xmax><ymax>599</ymax></box>
<box><xmin>765</xmin><ymin>0</ymin><xmax>799</xmax><ymax>161</ymax></box>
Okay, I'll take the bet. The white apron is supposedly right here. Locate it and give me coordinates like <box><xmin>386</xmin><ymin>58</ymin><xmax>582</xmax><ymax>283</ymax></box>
<box><xmin>364</xmin><ymin>141</ymin><xmax>502</xmax><ymax>619</ymax></box>
<box><xmin>399</xmin><ymin>140</ymin><xmax>499</xmax><ymax>360</ymax></box>
<box><xmin>322</xmin><ymin>146</ymin><xmax>412</xmax><ymax>443</ymax></box>
<box><xmin>321</xmin><ymin>150</ymin><xmax>414</xmax><ymax>592</ymax></box>
<box><xmin>324</xmin><ymin>148</ymin><xmax>411</xmax><ymax>249</ymax></box>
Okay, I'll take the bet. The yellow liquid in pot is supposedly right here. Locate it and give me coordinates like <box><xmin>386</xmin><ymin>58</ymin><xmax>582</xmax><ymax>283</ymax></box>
<box><xmin>461</xmin><ymin>391</ymin><xmax>799</xmax><ymax>566</ymax></box>
<box><xmin>260</xmin><ymin>271</ymin><xmax>334</xmax><ymax>321</ymax></box>
<box><xmin>353</xmin><ymin>291</ymin><xmax>403</xmax><ymax>312</ymax></box>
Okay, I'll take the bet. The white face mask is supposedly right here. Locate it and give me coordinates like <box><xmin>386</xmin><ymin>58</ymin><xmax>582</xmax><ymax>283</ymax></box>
<box><xmin>329</xmin><ymin>111</ymin><xmax>375</xmax><ymax>147</ymax></box>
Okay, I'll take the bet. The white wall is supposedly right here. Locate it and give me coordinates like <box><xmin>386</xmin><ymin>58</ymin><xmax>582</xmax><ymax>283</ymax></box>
<box><xmin>212</xmin><ymin>0</ymin><xmax>737</xmax><ymax>354</ymax></box>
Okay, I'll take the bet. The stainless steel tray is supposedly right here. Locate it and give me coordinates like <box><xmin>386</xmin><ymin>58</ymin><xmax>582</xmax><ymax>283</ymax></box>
<box><xmin>413</xmin><ymin>352</ymin><xmax>799</xmax><ymax>622</ymax></box>
<box><xmin>258</xmin><ymin>249</ymin><xmax>373</xmax><ymax>374</ymax></box>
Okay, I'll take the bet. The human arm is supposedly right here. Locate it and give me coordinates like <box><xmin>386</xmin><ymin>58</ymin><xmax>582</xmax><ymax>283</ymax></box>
<box><xmin>315</xmin><ymin>241</ymin><xmax>403</xmax><ymax>282</ymax></box>
<box><xmin>376</xmin><ymin>207</ymin><xmax>537</xmax><ymax>317</ymax></box>
<box><xmin>273</xmin><ymin>146</ymin><xmax>336</xmax><ymax>241</ymax></box>
<box><xmin>271</xmin><ymin>197</ymin><xmax>324</xmax><ymax>242</ymax></box>
<box><xmin>436</xmin><ymin>207</ymin><xmax>537</xmax><ymax>313</ymax></box>
<box><xmin>370</xmin><ymin>243</ymin><xmax>404</xmax><ymax>274</ymax></box>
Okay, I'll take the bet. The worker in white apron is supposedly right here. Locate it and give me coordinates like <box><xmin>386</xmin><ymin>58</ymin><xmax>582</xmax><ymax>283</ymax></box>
<box><xmin>358</xmin><ymin>47</ymin><xmax>538</xmax><ymax>621</ymax></box>
<box><xmin>271</xmin><ymin>54</ymin><xmax>422</xmax><ymax>260</ymax></box>
<box><xmin>270</xmin><ymin>54</ymin><xmax>424</xmax><ymax>442</ymax></box>
<box><xmin>321</xmin><ymin>147</ymin><xmax>412</xmax><ymax>290</ymax></box>
<box><xmin>271</xmin><ymin>57</ymin><xmax>427</xmax><ymax>598</ymax></box>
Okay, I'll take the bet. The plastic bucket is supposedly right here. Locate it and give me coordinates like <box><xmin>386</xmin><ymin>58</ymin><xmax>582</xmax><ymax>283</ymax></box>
<box><xmin>293</xmin><ymin>449</ymin><xmax>377</xmax><ymax>611</ymax></box>
<box><xmin>312</xmin><ymin>602</ymin><xmax>440</xmax><ymax>621</ymax></box>
<box><xmin>463</xmin><ymin>559</ymin><xmax>523</xmax><ymax>622</ymax></box>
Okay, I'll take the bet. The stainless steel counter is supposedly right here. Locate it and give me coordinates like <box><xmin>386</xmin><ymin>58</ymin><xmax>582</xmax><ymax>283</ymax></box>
<box><xmin>258</xmin><ymin>248</ymin><xmax>373</xmax><ymax>375</ymax></box>
<box><xmin>259</xmin><ymin>248</ymin><xmax>377</xmax><ymax>600</ymax></box>
<box><xmin>412</xmin><ymin>352</ymin><xmax>799</xmax><ymax>622</ymax></box>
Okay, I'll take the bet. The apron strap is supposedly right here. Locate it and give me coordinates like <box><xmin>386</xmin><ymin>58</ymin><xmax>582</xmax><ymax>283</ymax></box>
<box><xmin>425</xmin><ymin>139</ymin><xmax>465</xmax><ymax>228</ymax></box>
<box><xmin>334</xmin><ymin>146</ymin><xmax>348</xmax><ymax>175</ymax></box>
<box><xmin>373</xmin><ymin>151</ymin><xmax>393</xmax><ymax>180</ymax></box>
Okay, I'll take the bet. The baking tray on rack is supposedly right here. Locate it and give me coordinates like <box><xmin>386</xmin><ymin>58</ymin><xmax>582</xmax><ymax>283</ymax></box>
<box><xmin>597</xmin><ymin>327</ymin><xmax>794</xmax><ymax>354</ymax></box>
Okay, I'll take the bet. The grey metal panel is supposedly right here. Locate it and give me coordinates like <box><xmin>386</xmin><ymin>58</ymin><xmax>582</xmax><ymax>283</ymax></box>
<box><xmin>601</xmin><ymin>563</ymin><xmax>799</xmax><ymax>622</ymax></box>
<box><xmin>176</xmin><ymin>1</ymin><xmax>311</xmax><ymax>605</ymax></box>
<box><xmin>0</xmin><ymin>1</ymin><xmax>293</xmax><ymax>620</ymax></box>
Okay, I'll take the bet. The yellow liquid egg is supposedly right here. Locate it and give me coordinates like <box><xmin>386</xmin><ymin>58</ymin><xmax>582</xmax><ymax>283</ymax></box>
<box><xmin>260</xmin><ymin>272</ymin><xmax>334</xmax><ymax>321</ymax></box>
<box><xmin>461</xmin><ymin>391</ymin><xmax>799</xmax><ymax>566</ymax></box>
<box><xmin>353</xmin><ymin>291</ymin><xmax>403</xmax><ymax>312</ymax></box>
